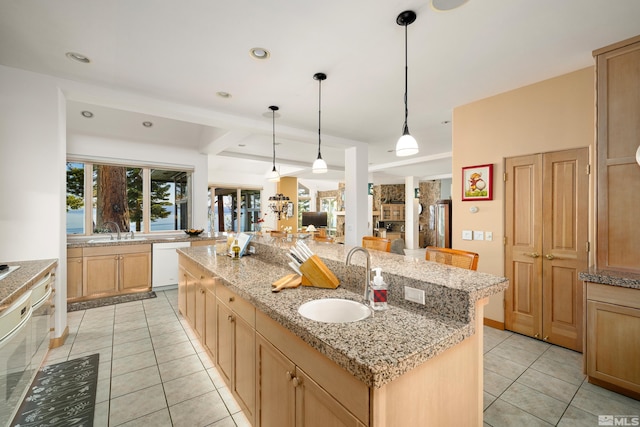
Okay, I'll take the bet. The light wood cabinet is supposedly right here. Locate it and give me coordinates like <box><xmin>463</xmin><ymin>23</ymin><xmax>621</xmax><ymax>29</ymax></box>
<box><xmin>256</xmin><ymin>334</ymin><xmax>364</xmax><ymax>427</ymax></box>
<box><xmin>216</xmin><ymin>285</ymin><xmax>256</xmax><ymax>424</ymax></box>
<box><xmin>256</xmin><ymin>310</ymin><xmax>369</xmax><ymax>427</ymax></box>
<box><xmin>82</xmin><ymin>244</ymin><xmax>151</xmax><ymax>297</ymax></box>
<box><xmin>380</xmin><ymin>204</ymin><xmax>404</xmax><ymax>222</ymax></box>
<box><xmin>585</xmin><ymin>282</ymin><xmax>640</xmax><ymax>399</ymax></box>
<box><xmin>593</xmin><ymin>35</ymin><xmax>640</xmax><ymax>273</ymax></box>
<box><xmin>66</xmin><ymin>248</ymin><xmax>83</xmax><ymax>300</ymax></box>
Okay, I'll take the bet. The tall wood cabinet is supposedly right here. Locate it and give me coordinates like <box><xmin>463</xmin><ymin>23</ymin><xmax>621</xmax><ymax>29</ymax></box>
<box><xmin>504</xmin><ymin>149</ymin><xmax>589</xmax><ymax>352</ymax></box>
<box><xmin>593</xmin><ymin>35</ymin><xmax>640</xmax><ymax>273</ymax></box>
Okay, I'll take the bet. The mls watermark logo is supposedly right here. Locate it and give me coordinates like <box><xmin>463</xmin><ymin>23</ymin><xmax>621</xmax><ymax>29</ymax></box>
<box><xmin>599</xmin><ymin>415</ymin><xmax>640</xmax><ymax>426</ymax></box>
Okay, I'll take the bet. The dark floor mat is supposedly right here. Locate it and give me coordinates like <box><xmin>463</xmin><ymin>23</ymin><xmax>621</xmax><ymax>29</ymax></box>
<box><xmin>11</xmin><ymin>354</ymin><xmax>99</xmax><ymax>427</ymax></box>
<box><xmin>67</xmin><ymin>291</ymin><xmax>156</xmax><ymax>312</ymax></box>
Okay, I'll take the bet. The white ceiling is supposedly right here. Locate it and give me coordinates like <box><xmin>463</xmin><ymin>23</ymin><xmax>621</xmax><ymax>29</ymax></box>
<box><xmin>2</xmin><ymin>0</ymin><xmax>640</xmax><ymax>184</ymax></box>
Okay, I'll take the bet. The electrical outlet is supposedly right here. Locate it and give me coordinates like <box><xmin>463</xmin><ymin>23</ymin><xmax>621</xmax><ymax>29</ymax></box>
<box><xmin>404</xmin><ymin>286</ymin><xmax>425</xmax><ymax>305</ymax></box>
<box><xmin>474</xmin><ymin>231</ymin><xmax>484</xmax><ymax>241</ymax></box>
<box><xmin>485</xmin><ymin>232</ymin><xmax>493</xmax><ymax>241</ymax></box>
<box><xmin>462</xmin><ymin>230</ymin><xmax>473</xmax><ymax>240</ymax></box>
<box><xmin>248</xmin><ymin>245</ymin><xmax>256</xmax><ymax>254</ymax></box>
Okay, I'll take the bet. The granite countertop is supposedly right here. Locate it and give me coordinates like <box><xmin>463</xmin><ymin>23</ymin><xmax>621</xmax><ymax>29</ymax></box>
<box><xmin>579</xmin><ymin>268</ymin><xmax>640</xmax><ymax>289</ymax></box>
<box><xmin>178</xmin><ymin>237</ymin><xmax>508</xmax><ymax>388</ymax></box>
<box><xmin>0</xmin><ymin>259</ymin><xmax>58</xmax><ymax>312</ymax></box>
<box><xmin>67</xmin><ymin>233</ymin><xmax>221</xmax><ymax>248</ymax></box>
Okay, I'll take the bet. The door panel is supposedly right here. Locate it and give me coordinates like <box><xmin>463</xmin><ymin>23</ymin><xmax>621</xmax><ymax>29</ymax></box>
<box><xmin>542</xmin><ymin>148</ymin><xmax>588</xmax><ymax>351</ymax></box>
<box><xmin>505</xmin><ymin>154</ymin><xmax>543</xmax><ymax>337</ymax></box>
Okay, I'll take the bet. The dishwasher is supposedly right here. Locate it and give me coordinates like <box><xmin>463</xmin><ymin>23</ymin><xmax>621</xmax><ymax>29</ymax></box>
<box><xmin>152</xmin><ymin>241</ymin><xmax>191</xmax><ymax>291</ymax></box>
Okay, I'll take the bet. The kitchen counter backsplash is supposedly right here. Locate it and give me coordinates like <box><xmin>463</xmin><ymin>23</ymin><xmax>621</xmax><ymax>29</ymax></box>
<box><xmin>579</xmin><ymin>268</ymin><xmax>640</xmax><ymax>289</ymax></box>
<box><xmin>247</xmin><ymin>235</ymin><xmax>508</xmax><ymax>323</ymax></box>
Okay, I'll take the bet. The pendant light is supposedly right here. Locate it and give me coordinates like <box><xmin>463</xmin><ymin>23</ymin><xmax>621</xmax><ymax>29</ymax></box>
<box><xmin>395</xmin><ymin>10</ymin><xmax>419</xmax><ymax>157</ymax></box>
<box><xmin>312</xmin><ymin>72</ymin><xmax>328</xmax><ymax>173</ymax></box>
<box><xmin>268</xmin><ymin>105</ymin><xmax>281</xmax><ymax>182</ymax></box>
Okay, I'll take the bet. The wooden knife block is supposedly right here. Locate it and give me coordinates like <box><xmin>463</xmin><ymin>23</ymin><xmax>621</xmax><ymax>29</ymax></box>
<box><xmin>299</xmin><ymin>255</ymin><xmax>340</xmax><ymax>289</ymax></box>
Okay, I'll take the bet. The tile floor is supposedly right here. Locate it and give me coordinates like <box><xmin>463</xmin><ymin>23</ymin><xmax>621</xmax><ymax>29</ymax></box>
<box><xmin>43</xmin><ymin>289</ymin><xmax>640</xmax><ymax>426</ymax></box>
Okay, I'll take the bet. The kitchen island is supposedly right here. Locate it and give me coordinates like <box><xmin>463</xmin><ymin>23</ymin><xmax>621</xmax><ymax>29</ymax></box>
<box><xmin>177</xmin><ymin>237</ymin><xmax>508</xmax><ymax>426</ymax></box>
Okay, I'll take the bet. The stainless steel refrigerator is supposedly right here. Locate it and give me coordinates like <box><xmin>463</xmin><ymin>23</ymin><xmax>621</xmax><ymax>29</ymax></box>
<box><xmin>430</xmin><ymin>199</ymin><xmax>451</xmax><ymax>248</ymax></box>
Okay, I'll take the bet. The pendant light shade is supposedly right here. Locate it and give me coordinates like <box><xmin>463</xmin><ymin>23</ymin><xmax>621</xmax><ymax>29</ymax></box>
<box><xmin>312</xmin><ymin>72</ymin><xmax>328</xmax><ymax>173</ymax></box>
<box><xmin>395</xmin><ymin>10</ymin><xmax>419</xmax><ymax>157</ymax></box>
<box><xmin>268</xmin><ymin>105</ymin><xmax>281</xmax><ymax>182</ymax></box>
<box><xmin>636</xmin><ymin>145</ymin><xmax>640</xmax><ymax>166</ymax></box>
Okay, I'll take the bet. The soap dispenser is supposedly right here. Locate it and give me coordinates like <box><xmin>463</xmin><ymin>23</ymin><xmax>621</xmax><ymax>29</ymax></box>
<box><xmin>370</xmin><ymin>268</ymin><xmax>388</xmax><ymax>311</ymax></box>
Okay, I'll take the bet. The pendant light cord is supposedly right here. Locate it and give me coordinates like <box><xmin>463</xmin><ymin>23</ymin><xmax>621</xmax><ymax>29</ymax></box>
<box><xmin>272</xmin><ymin>109</ymin><xmax>276</xmax><ymax>167</ymax></box>
<box><xmin>317</xmin><ymin>77</ymin><xmax>322</xmax><ymax>158</ymax></box>
<box><xmin>403</xmin><ymin>22</ymin><xmax>409</xmax><ymax>131</ymax></box>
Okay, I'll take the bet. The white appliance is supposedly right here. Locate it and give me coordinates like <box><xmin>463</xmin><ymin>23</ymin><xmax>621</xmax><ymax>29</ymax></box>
<box><xmin>0</xmin><ymin>290</ymin><xmax>33</xmax><ymax>426</ymax></box>
<box><xmin>152</xmin><ymin>241</ymin><xmax>191</xmax><ymax>290</ymax></box>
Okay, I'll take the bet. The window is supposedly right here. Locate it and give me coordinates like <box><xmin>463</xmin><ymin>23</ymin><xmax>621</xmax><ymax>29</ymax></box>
<box><xmin>210</xmin><ymin>187</ymin><xmax>262</xmax><ymax>233</ymax></box>
<box><xmin>66</xmin><ymin>161</ymin><xmax>192</xmax><ymax>235</ymax></box>
<box><xmin>298</xmin><ymin>183</ymin><xmax>311</xmax><ymax>230</ymax></box>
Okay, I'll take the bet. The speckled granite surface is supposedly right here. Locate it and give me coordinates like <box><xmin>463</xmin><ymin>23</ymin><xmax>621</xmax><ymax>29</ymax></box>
<box><xmin>178</xmin><ymin>237</ymin><xmax>508</xmax><ymax>388</ymax></box>
<box><xmin>67</xmin><ymin>233</ymin><xmax>221</xmax><ymax>248</ymax></box>
<box><xmin>579</xmin><ymin>268</ymin><xmax>640</xmax><ymax>289</ymax></box>
<box><xmin>0</xmin><ymin>259</ymin><xmax>58</xmax><ymax>312</ymax></box>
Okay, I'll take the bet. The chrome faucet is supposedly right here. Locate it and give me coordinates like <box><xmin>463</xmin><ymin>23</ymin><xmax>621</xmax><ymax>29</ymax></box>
<box><xmin>103</xmin><ymin>221</ymin><xmax>121</xmax><ymax>240</ymax></box>
<box><xmin>345</xmin><ymin>246</ymin><xmax>372</xmax><ymax>302</ymax></box>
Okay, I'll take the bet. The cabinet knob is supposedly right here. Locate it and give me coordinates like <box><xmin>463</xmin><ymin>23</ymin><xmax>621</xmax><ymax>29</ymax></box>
<box><xmin>543</xmin><ymin>336</ymin><xmax>549</xmax><ymax>341</ymax></box>
<box><xmin>227</xmin><ymin>315</ymin><xmax>234</xmax><ymax>322</ymax></box>
<box><xmin>534</xmin><ymin>333</ymin><xmax>539</xmax><ymax>338</ymax></box>
<box><xmin>228</xmin><ymin>296</ymin><xmax>235</xmax><ymax>303</ymax></box>
<box><xmin>545</xmin><ymin>254</ymin><xmax>555</xmax><ymax>260</ymax></box>
<box><xmin>286</xmin><ymin>371</ymin><xmax>294</xmax><ymax>381</ymax></box>
<box><xmin>292</xmin><ymin>377</ymin><xmax>301</xmax><ymax>387</ymax></box>
<box><xmin>526</xmin><ymin>252</ymin><xmax>540</xmax><ymax>258</ymax></box>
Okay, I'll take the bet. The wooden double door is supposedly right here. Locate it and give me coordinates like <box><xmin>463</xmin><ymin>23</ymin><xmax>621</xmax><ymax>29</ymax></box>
<box><xmin>504</xmin><ymin>148</ymin><xmax>588</xmax><ymax>352</ymax></box>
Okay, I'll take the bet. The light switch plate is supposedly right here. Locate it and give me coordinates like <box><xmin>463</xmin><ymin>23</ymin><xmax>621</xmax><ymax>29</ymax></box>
<box><xmin>404</xmin><ymin>286</ymin><xmax>426</xmax><ymax>305</ymax></box>
<box><xmin>474</xmin><ymin>231</ymin><xmax>484</xmax><ymax>241</ymax></box>
<box><xmin>462</xmin><ymin>230</ymin><xmax>473</xmax><ymax>240</ymax></box>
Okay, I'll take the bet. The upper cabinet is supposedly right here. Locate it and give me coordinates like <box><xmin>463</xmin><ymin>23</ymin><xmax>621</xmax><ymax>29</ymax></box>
<box><xmin>593</xmin><ymin>35</ymin><xmax>640</xmax><ymax>273</ymax></box>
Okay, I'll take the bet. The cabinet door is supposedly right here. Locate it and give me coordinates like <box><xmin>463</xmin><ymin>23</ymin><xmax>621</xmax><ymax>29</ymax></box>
<box><xmin>256</xmin><ymin>334</ymin><xmax>295</xmax><ymax>427</ymax></box>
<box><xmin>234</xmin><ymin>315</ymin><xmax>256</xmax><ymax>422</ymax></box>
<box><xmin>204</xmin><ymin>287</ymin><xmax>217</xmax><ymax>358</ymax></box>
<box><xmin>587</xmin><ymin>300</ymin><xmax>640</xmax><ymax>394</ymax></box>
<box><xmin>216</xmin><ymin>299</ymin><xmax>234</xmax><ymax>386</ymax></box>
<box><xmin>195</xmin><ymin>282</ymin><xmax>206</xmax><ymax>340</ymax></box>
<box><xmin>178</xmin><ymin>266</ymin><xmax>188</xmax><ymax>316</ymax></box>
<box><xmin>66</xmin><ymin>257</ymin><xmax>83</xmax><ymax>299</ymax></box>
<box><xmin>296</xmin><ymin>369</ymin><xmax>365</xmax><ymax>427</ymax></box>
<box><xmin>119</xmin><ymin>251</ymin><xmax>151</xmax><ymax>291</ymax></box>
<box><xmin>185</xmin><ymin>268</ymin><xmax>198</xmax><ymax>327</ymax></box>
<box><xmin>84</xmin><ymin>254</ymin><xmax>118</xmax><ymax>296</ymax></box>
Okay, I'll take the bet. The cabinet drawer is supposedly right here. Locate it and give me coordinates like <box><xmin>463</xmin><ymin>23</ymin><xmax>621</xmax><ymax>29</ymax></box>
<box><xmin>67</xmin><ymin>248</ymin><xmax>82</xmax><ymax>258</ymax></box>
<box><xmin>587</xmin><ymin>282</ymin><xmax>640</xmax><ymax>310</ymax></box>
<box><xmin>217</xmin><ymin>285</ymin><xmax>255</xmax><ymax>326</ymax></box>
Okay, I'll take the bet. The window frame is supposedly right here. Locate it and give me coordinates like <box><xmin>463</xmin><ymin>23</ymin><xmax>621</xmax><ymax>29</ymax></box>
<box><xmin>66</xmin><ymin>158</ymin><xmax>194</xmax><ymax>236</ymax></box>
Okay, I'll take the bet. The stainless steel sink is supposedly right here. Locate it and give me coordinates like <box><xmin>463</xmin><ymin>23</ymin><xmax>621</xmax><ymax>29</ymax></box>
<box><xmin>298</xmin><ymin>298</ymin><xmax>372</xmax><ymax>323</ymax></box>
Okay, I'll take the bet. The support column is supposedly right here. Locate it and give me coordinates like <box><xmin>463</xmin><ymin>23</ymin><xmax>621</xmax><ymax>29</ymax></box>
<box><xmin>405</xmin><ymin>176</ymin><xmax>420</xmax><ymax>249</ymax></box>
<box><xmin>344</xmin><ymin>146</ymin><xmax>368</xmax><ymax>246</ymax></box>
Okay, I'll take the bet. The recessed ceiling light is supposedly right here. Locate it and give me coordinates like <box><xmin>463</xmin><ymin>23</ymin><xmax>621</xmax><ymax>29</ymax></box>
<box><xmin>66</xmin><ymin>52</ymin><xmax>91</xmax><ymax>63</ymax></box>
<box><xmin>238</xmin><ymin>144</ymin><xmax>246</xmax><ymax>147</ymax></box>
<box><xmin>249</xmin><ymin>47</ymin><xmax>270</xmax><ymax>60</ymax></box>
<box><xmin>81</xmin><ymin>110</ymin><xmax>94</xmax><ymax>118</ymax></box>
<box><xmin>216</xmin><ymin>91</ymin><xmax>232</xmax><ymax>99</ymax></box>
<box><xmin>441</xmin><ymin>120</ymin><xmax>451</xmax><ymax>125</ymax></box>
<box><xmin>387</xmin><ymin>149</ymin><xmax>394</xmax><ymax>153</ymax></box>
<box><xmin>431</xmin><ymin>0</ymin><xmax>469</xmax><ymax>11</ymax></box>
<box><xmin>142</xmin><ymin>121</ymin><xmax>153</xmax><ymax>127</ymax></box>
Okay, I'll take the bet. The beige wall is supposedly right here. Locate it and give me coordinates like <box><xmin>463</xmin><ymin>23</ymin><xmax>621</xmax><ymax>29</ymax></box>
<box><xmin>452</xmin><ymin>67</ymin><xmax>595</xmax><ymax>323</ymax></box>
<box><xmin>277</xmin><ymin>176</ymin><xmax>298</xmax><ymax>232</ymax></box>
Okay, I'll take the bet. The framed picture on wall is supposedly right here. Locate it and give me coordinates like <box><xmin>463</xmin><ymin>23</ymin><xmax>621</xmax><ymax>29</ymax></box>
<box><xmin>462</xmin><ymin>164</ymin><xmax>493</xmax><ymax>201</ymax></box>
